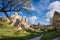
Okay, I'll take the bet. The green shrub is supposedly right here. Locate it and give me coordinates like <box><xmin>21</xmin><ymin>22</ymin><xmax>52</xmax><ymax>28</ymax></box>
<box><xmin>41</xmin><ymin>30</ymin><xmax>60</xmax><ymax>40</ymax></box>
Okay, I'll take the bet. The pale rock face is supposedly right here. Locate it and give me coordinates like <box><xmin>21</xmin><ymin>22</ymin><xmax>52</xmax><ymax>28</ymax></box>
<box><xmin>8</xmin><ymin>13</ymin><xmax>30</xmax><ymax>30</ymax></box>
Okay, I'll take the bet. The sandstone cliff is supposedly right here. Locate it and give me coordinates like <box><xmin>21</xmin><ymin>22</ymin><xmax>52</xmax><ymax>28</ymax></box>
<box><xmin>7</xmin><ymin>13</ymin><xmax>30</xmax><ymax>30</ymax></box>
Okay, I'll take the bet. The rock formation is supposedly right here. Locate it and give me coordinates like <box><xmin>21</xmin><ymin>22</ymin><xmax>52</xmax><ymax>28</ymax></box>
<box><xmin>7</xmin><ymin>13</ymin><xmax>30</xmax><ymax>30</ymax></box>
<box><xmin>52</xmin><ymin>11</ymin><xmax>60</xmax><ymax>30</ymax></box>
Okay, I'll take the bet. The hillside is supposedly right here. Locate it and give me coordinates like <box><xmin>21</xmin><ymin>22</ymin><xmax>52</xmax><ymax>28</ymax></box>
<box><xmin>0</xmin><ymin>18</ymin><xmax>42</xmax><ymax>40</ymax></box>
<box><xmin>6</xmin><ymin>13</ymin><xmax>30</xmax><ymax>30</ymax></box>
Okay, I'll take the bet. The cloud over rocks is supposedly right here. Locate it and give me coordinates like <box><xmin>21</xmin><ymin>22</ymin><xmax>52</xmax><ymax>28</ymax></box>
<box><xmin>45</xmin><ymin>1</ymin><xmax>60</xmax><ymax>22</ymax></box>
<box><xmin>28</xmin><ymin>16</ymin><xmax>37</xmax><ymax>24</ymax></box>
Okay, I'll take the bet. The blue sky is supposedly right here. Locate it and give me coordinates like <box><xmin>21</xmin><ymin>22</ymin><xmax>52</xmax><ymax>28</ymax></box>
<box><xmin>0</xmin><ymin>0</ymin><xmax>60</xmax><ymax>25</ymax></box>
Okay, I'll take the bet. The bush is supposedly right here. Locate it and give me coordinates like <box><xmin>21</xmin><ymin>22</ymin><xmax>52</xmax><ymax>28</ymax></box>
<box><xmin>41</xmin><ymin>30</ymin><xmax>60</xmax><ymax>40</ymax></box>
<box><xmin>41</xmin><ymin>26</ymin><xmax>55</xmax><ymax>32</ymax></box>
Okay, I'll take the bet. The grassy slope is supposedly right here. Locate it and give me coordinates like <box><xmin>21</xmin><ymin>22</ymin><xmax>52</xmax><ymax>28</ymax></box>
<box><xmin>0</xmin><ymin>27</ymin><xmax>42</xmax><ymax>40</ymax></box>
<box><xmin>0</xmin><ymin>18</ymin><xmax>42</xmax><ymax>40</ymax></box>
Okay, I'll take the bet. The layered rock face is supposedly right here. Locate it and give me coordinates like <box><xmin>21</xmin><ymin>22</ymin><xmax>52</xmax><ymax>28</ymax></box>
<box><xmin>7</xmin><ymin>13</ymin><xmax>30</xmax><ymax>30</ymax></box>
<box><xmin>53</xmin><ymin>11</ymin><xmax>60</xmax><ymax>30</ymax></box>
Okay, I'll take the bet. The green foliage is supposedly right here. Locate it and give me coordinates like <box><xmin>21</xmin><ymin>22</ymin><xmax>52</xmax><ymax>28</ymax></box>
<box><xmin>41</xmin><ymin>30</ymin><xmax>60</xmax><ymax>40</ymax></box>
<box><xmin>41</xmin><ymin>26</ymin><xmax>54</xmax><ymax>32</ymax></box>
<box><xmin>0</xmin><ymin>27</ymin><xmax>42</xmax><ymax>40</ymax></box>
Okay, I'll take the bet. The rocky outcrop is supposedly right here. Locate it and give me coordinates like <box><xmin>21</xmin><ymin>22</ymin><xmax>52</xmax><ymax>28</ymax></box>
<box><xmin>7</xmin><ymin>13</ymin><xmax>30</xmax><ymax>30</ymax></box>
<box><xmin>52</xmin><ymin>11</ymin><xmax>60</xmax><ymax>30</ymax></box>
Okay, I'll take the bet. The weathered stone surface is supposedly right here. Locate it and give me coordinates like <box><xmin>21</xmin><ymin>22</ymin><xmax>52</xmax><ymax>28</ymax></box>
<box><xmin>7</xmin><ymin>13</ymin><xmax>30</xmax><ymax>30</ymax></box>
<box><xmin>53</xmin><ymin>11</ymin><xmax>60</xmax><ymax>29</ymax></box>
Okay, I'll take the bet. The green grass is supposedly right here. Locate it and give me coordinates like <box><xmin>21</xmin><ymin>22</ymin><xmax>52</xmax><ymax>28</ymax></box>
<box><xmin>0</xmin><ymin>19</ymin><xmax>42</xmax><ymax>40</ymax></box>
<box><xmin>41</xmin><ymin>30</ymin><xmax>60</xmax><ymax>40</ymax></box>
<box><xmin>0</xmin><ymin>27</ymin><xmax>42</xmax><ymax>40</ymax></box>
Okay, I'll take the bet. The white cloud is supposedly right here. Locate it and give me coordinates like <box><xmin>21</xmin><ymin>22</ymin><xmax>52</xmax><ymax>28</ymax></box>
<box><xmin>45</xmin><ymin>11</ymin><xmax>54</xmax><ymax>22</ymax></box>
<box><xmin>48</xmin><ymin>1</ymin><xmax>60</xmax><ymax>12</ymax></box>
<box><xmin>28</xmin><ymin>16</ymin><xmax>37</xmax><ymax>24</ymax></box>
<box><xmin>23</xmin><ymin>16</ymin><xmax>26</xmax><ymax>18</ymax></box>
<box><xmin>45</xmin><ymin>1</ymin><xmax>60</xmax><ymax>22</ymax></box>
<box><xmin>30</xmin><ymin>0</ymin><xmax>50</xmax><ymax>14</ymax></box>
<box><xmin>45</xmin><ymin>18</ymin><xmax>50</xmax><ymax>22</ymax></box>
<box><xmin>19</xmin><ymin>12</ymin><xmax>22</xmax><ymax>14</ymax></box>
<box><xmin>30</xmin><ymin>4</ymin><xmax>36</xmax><ymax>10</ymax></box>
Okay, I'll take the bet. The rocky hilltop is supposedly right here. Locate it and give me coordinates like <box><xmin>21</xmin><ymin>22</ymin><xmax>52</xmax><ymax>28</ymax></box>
<box><xmin>7</xmin><ymin>13</ymin><xmax>30</xmax><ymax>30</ymax></box>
